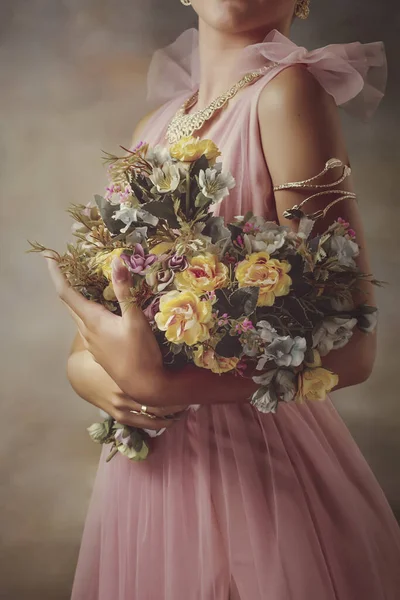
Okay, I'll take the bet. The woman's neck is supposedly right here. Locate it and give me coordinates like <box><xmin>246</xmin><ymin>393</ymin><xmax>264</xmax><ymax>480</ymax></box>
<box><xmin>196</xmin><ymin>18</ymin><xmax>291</xmax><ymax>110</ymax></box>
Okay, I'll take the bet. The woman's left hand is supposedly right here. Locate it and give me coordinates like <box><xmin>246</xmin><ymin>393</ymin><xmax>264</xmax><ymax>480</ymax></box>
<box><xmin>45</xmin><ymin>254</ymin><xmax>165</xmax><ymax>402</ymax></box>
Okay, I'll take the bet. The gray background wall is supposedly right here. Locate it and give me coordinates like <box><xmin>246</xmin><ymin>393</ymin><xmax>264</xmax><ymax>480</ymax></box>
<box><xmin>1</xmin><ymin>1</ymin><xmax>399</xmax><ymax>598</ymax></box>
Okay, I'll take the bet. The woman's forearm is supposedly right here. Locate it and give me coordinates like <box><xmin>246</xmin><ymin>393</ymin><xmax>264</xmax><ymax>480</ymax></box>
<box><xmin>67</xmin><ymin>349</ymin><xmax>117</xmax><ymax>411</ymax></box>
<box><xmin>320</xmin><ymin>329</ymin><xmax>377</xmax><ymax>391</ymax></box>
<box><xmin>150</xmin><ymin>329</ymin><xmax>376</xmax><ymax>408</ymax></box>
<box><xmin>151</xmin><ymin>365</ymin><xmax>258</xmax><ymax>408</ymax></box>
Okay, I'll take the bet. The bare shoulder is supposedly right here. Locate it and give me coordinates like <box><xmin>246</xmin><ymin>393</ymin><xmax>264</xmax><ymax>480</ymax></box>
<box><xmin>258</xmin><ymin>63</ymin><xmax>335</xmax><ymax>117</ymax></box>
<box><xmin>131</xmin><ymin>107</ymin><xmax>161</xmax><ymax>147</ymax></box>
<box><xmin>257</xmin><ymin>63</ymin><xmax>348</xmax><ymax>187</ymax></box>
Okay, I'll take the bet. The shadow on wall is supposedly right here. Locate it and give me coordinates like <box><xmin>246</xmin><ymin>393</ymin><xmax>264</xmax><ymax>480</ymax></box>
<box><xmin>0</xmin><ymin>0</ymin><xmax>399</xmax><ymax>598</ymax></box>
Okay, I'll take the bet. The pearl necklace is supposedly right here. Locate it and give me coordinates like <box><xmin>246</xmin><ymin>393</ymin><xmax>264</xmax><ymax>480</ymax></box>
<box><xmin>165</xmin><ymin>63</ymin><xmax>278</xmax><ymax>144</ymax></box>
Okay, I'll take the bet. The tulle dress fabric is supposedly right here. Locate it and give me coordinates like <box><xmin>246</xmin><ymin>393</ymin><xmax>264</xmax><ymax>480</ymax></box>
<box><xmin>71</xmin><ymin>29</ymin><xmax>400</xmax><ymax>600</ymax></box>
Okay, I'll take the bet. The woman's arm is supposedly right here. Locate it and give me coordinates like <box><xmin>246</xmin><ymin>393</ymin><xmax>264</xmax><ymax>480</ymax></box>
<box><xmin>257</xmin><ymin>64</ymin><xmax>376</xmax><ymax>388</ymax></box>
<box><xmin>151</xmin><ymin>66</ymin><xmax>376</xmax><ymax>407</ymax></box>
<box><xmin>66</xmin><ymin>109</ymin><xmax>186</xmax><ymax>426</ymax></box>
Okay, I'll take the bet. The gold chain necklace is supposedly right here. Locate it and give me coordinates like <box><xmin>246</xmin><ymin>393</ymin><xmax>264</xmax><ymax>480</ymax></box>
<box><xmin>165</xmin><ymin>63</ymin><xmax>278</xmax><ymax>144</ymax></box>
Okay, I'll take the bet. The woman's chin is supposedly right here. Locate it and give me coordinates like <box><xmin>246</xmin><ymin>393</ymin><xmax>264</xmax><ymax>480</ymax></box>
<box><xmin>196</xmin><ymin>0</ymin><xmax>256</xmax><ymax>33</ymax></box>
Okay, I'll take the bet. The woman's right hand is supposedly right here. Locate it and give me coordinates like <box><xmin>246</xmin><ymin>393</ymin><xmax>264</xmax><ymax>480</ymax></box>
<box><xmin>67</xmin><ymin>344</ymin><xmax>186</xmax><ymax>431</ymax></box>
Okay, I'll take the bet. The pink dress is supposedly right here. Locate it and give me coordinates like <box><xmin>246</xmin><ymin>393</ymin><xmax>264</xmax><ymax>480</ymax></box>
<box><xmin>71</xmin><ymin>29</ymin><xmax>400</xmax><ymax>600</ymax></box>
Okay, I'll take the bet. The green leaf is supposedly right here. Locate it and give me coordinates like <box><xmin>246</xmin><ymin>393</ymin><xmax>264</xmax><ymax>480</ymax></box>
<box><xmin>242</xmin><ymin>211</ymin><xmax>254</xmax><ymax>225</ymax></box>
<box><xmin>214</xmin><ymin>288</ymin><xmax>233</xmax><ymax>315</ymax></box>
<box><xmin>228</xmin><ymin>223</ymin><xmax>243</xmax><ymax>241</ymax></box>
<box><xmin>229</xmin><ymin>287</ymin><xmax>259</xmax><ymax>318</ymax></box>
<box><xmin>141</xmin><ymin>197</ymin><xmax>180</xmax><ymax>228</ymax></box>
<box><xmin>203</xmin><ymin>216</ymin><xmax>232</xmax><ymax>244</ymax></box>
<box><xmin>215</xmin><ymin>334</ymin><xmax>242</xmax><ymax>358</ymax></box>
<box><xmin>94</xmin><ymin>194</ymin><xmax>126</xmax><ymax>235</ymax></box>
<box><xmin>195</xmin><ymin>192</ymin><xmax>211</xmax><ymax>209</ymax></box>
<box><xmin>129</xmin><ymin>175</ymin><xmax>152</xmax><ymax>204</ymax></box>
<box><xmin>190</xmin><ymin>155</ymin><xmax>209</xmax><ymax>179</ymax></box>
<box><xmin>130</xmin><ymin>429</ymin><xmax>146</xmax><ymax>453</ymax></box>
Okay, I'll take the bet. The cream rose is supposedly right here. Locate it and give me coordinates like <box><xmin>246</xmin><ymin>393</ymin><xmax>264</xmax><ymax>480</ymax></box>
<box><xmin>154</xmin><ymin>290</ymin><xmax>214</xmax><ymax>346</ymax></box>
<box><xmin>235</xmin><ymin>251</ymin><xmax>292</xmax><ymax>307</ymax></box>
<box><xmin>175</xmin><ymin>252</ymin><xmax>229</xmax><ymax>295</ymax></box>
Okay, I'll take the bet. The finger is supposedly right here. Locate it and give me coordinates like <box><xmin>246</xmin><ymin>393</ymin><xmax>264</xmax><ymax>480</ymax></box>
<box><xmin>146</xmin><ymin>404</ymin><xmax>187</xmax><ymax>418</ymax></box>
<box><xmin>45</xmin><ymin>255</ymin><xmax>103</xmax><ymax>324</ymax></box>
<box><xmin>115</xmin><ymin>396</ymin><xmax>184</xmax><ymax>421</ymax></box>
<box><xmin>118</xmin><ymin>412</ymin><xmax>176</xmax><ymax>430</ymax></box>
<box><xmin>111</xmin><ymin>257</ymin><xmax>142</xmax><ymax>324</ymax></box>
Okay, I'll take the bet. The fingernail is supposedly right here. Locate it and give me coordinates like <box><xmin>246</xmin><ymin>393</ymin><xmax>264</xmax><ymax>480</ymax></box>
<box><xmin>111</xmin><ymin>257</ymin><xmax>129</xmax><ymax>282</ymax></box>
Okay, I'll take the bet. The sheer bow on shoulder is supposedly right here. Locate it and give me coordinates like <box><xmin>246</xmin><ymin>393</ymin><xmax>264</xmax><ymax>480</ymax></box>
<box><xmin>147</xmin><ymin>27</ymin><xmax>387</xmax><ymax>120</ymax></box>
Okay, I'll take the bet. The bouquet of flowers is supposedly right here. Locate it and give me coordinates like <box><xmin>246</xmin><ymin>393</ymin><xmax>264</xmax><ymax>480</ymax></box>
<box><xmin>29</xmin><ymin>136</ymin><xmax>379</xmax><ymax>461</ymax></box>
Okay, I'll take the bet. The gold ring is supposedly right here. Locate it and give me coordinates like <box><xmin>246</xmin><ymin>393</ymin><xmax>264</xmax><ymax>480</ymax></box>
<box><xmin>140</xmin><ymin>405</ymin><xmax>158</xmax><ymax>420</ymax></box>
<box><xmin>129</xmin><ymin>405</ymin><xmax>158</xmax><ymax>420</ymax></box>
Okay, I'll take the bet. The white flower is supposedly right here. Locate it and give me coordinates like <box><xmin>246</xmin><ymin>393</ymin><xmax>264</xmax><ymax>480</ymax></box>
<box><xmin>251</xmin><ymin>369</ymin><xmax>278</xmax><ymax>413</ymax></box>
<box><xmin>112</xmin><ymin>205</ymin><xmax>158</xmax><ymax>233</ymax></box>
<box><xmin>330</xmin><ymin>235</ymin><xmax>359</xmax><ymax>267</ymax></box>
<box><xmin>244</xmin><ymin>222</ymin><xmax>288</xmax><ymax>255</ymax></box>
<box><xmin>251</xmin><ymin>368</ymin><xmax>297</xmax><ymax>413</ymax></box>
<box><xmin>146</xmin><ymin>145</ymin><xmax>172</xmax><ymax>168</ymax></box>
<box><xmin>257</xmin><ymin>335</ymin><xmax>306</xmax><ymax>370</ymax></box>
<box><xmin>313</xmin><ymin>316</ymin><xmax>358</xmax><ymax>356</ymax></box>
<box><xmin>198</xmin><ymin>164</ymin><xmax>236</xmax><ymax>203</ymax></box>
<box><xmin>125</xmin><ymin>226</ymin><xmax>148</xmax><ymax>245</ymax></box>
<box><xmin>150</xmin><ymin>163</ymin><xmax>181</xmax><ymax>193</ymax></box>
<box><xmin>275</xmin><ymin>369</ymin><xmax>297</xmax><ymax>403</ymax></box>
<box><xmin>256</xmin><ymin>320</ymin><xmax>278</xmax><ymax>343</ymax></box>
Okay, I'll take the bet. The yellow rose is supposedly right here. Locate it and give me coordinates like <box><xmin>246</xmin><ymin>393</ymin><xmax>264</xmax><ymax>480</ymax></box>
<box><xmin>235</xmin><ymin>251</ymin><xmax>292</xmax><ymax>307</ymax></box>
<box><xmin>169</xmin><ymin>136</ymin><xmax>221</xmax><ymax>164</ymax></box>
<box><xmin>175</xmin><ymin>253</ymin><xmax>229</xmax><ymax>295</ymax></box>
<box><xmin>155</xmin><ymin>290</ymin><xmax>214</xmax><ymax>346</ymax></box>
<box><xmin>193</xmin><ymin>345</ymin><xmax>239</xmax><ymax>374</ymax></box>
<box><xmin>296</xmin><ymin>368</ymin><xmax>339</xmax><ymax>404</ymax></box>
<box><xmin>91</xmin><ymin>248</ymin><xmax>127</xmax><ymax>280</ymax></box>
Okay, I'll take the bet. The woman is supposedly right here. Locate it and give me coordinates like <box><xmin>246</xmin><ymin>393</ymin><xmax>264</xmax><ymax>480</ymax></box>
<box><xmin>48</xmin><ymin>1</ymin><xmax>400</xmax><ymax>598</ymax></box>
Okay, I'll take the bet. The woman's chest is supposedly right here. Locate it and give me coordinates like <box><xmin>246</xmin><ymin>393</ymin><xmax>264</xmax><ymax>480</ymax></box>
<box><xmin>142</xmin><ymin>87</ymin><xmax>277</xmax><ymax>223</ymax></box>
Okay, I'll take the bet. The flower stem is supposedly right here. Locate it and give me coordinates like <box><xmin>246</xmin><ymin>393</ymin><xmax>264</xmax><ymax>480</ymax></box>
<box><xmin>106</xmin><ymin>445</ymin><xmax>119</xmax><ymax>462</ymax></box>
<box><xmin>185</xmin><ymin>170</ymin><xmax>190</xmax><ymax>218</ymax></box>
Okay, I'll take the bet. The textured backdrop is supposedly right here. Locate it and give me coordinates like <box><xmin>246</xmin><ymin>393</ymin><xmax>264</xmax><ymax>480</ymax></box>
<box><xmin>1</xmin><ymin>1</ymin><xmax>399</xmax><ymax>598</ymax></box>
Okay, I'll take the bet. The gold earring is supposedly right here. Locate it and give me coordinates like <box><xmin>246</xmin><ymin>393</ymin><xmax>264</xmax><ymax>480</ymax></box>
<box><xmin>295</xmin><ymin>0</ymin><xmax>311</xmax><ymax>19</ymax></box>
<box><xmin>181</xmin><ymin>0</ymin><xmax>191</xmax><ymax>5</ymax></box>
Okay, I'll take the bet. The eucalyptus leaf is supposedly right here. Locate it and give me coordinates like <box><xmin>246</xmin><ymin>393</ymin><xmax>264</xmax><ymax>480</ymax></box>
<box><xmin>203</xmin><ymin>216</ymin><xmax>232</xmax><ymax>244</ymax></box>
<box><xmin>94</xmin><ymin>194</ymin><xmax>126</xmax><ymax>235</ymax></box>
<box><xmin>229</xmin><ymin>287</ymin><xmax>259</xmax><ymax>318</ymax></box>
<box><xmin>130</xmin><ymin>429</ymin><xmax>146</xmax><ymax>453</ymax></box>
<box><xmin>141</xmin><ymin>198</ymin><xmax>180</xmax><ymax>228</ymax></box>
